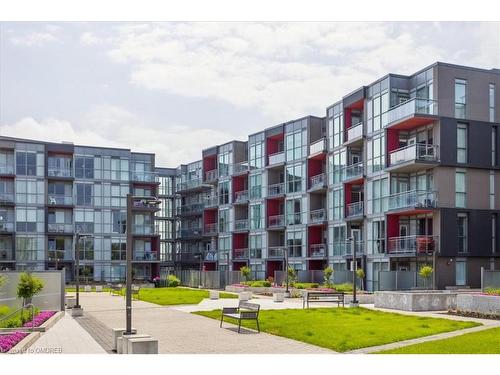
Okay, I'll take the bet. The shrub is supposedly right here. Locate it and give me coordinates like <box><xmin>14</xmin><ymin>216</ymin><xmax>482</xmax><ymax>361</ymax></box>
<box><xmin>250</xmin><ymin>280</ymin><xmax>271</xmax><ymax>287</ymax></box>
<box><xmin>419</xmin><ymin>265</ymin><xmax>433</xmax><ymax>289</ymax></box>
<box><xmin>287</xmin><ymin>267</ymin><xmax>297</xmax><ymax>285</ymax></box>
<box><xmin>240</xmin><ymin>266</ymin><xmax>251</xmax><ymax>282</ymax></box>
<box><xmin>332</xmin><ymin>283</ymin><xmax>354</xmax><ymax>293</ymax></box>
<box><xmin>166</xmin><ymin>275</ymin><xmax>180</xmax><ymax>287</ymax></box>
<box><xmin>356</xmin><ymin>269</ymin><xmax>365</xmax><ymax>290</ymax></box>
<box><xmin>17</xmin><ymin>273</ymin><xmax>44</xmax><ymax>306</ymax></box>
<box><xmin>323</xmin><ymin>266</ymin><xmax>333</xmax><ymax>287</ymax></box>
<box><xmin>0</xmin><ymin>305</ymin><xmax>10</xmax><ymax>317</ymax></box>
<box><xmin>294</xmin><ymin>283</ymin><xmax>319</xmax><ymax>289</ymax></box>
<box><xmin>484</xmin><ymin>288</ymin><xmax>500</xmax><ymax>296</ymax></box>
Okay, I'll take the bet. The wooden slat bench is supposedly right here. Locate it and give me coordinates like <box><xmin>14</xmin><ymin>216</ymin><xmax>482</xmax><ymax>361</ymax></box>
<box><xmin>303</xmin><ymin>291</ymin><xmax>345</xmax><ymax>308</ymax></box>
<box><xmin>220</xmin><ymin>301</ymin><xmax>260</xmax><ymax>333</ymax></box>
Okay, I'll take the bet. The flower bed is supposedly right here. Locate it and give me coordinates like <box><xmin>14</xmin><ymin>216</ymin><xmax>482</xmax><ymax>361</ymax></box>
<box><xmin>0</xmin><ymin>332</ymin><xmax>28</xmax><ymax>353</ymax></box>
<box><xmin>23</xmin><ymin>310</ymin><xmax>56</xmax><ymax>328</ymax></box>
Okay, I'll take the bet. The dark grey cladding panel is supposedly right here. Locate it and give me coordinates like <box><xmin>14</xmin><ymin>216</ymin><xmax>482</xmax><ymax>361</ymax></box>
<box><xmin>438</xmin><ymin>117</ymin><xmax>457</xmax><ymax>166</ymax></box>
<box><xmin>342</xmin><ymin>87</ymin><xmax>366</xmax><ymax>108</ymax></box>
<box><xmin>266</xmin><ymin>124</ymin><xmax>284</xmax><ymax>137</ymax></box>
<box><xmin>0</xmin><ymin>139</ymin><xmax>16</xmax><ymax>149</ymax></box>
<box><xmin>155</xmin><ymin>167</ymin><xmax>177</xmax><ymax>176</ymax></box>
<box><xmin>46</xmin><ymin>142</ymin><xmax>74</xmax><ymax>154</ymax></box>
<box><xmin>202</xmin><ymin>146</ymin><xmax>218</xmax><ymax>157</ymax></box>
<box><xmin>439</xmin><ymin>208</ymin><xmax>458</xmax><ymax>257</ymax></box>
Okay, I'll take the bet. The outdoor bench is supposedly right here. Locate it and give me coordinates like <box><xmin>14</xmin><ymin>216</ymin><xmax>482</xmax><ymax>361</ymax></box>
<box><xmin>302</xmin><ymin>290</ymin><xmax>345</xmax><ymax>308</ymax></box>
<box><xmin>220</xmin><ymin>301</ymin><xmax>260</xmax><ymax>333</ymax></box>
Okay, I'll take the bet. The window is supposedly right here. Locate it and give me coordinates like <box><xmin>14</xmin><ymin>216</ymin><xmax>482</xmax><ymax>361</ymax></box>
<box><xmin>455</xmin><ymin>79</ymin><xmax>467</xmax><ymax>119</ymax></box>
<box><xmin>286</xmin><ymin>230</ymin><xmax>303</xmax><ymax>258</ymax></box>
<box><xmin>218</xmin><ymin>181</ymin><xmax>230</xmax><ymax>205</ymax></box>
<box><xmin>76</xmin><ymin>183</ymin><xmax>93</xmax><ymax>206</ymax></box>
<box><xmin>133</xmin><ymin>239</ymin><xmax>152</xmax><ymax>260</ymax></box>
<box><xmin>490</xmin><ymin>171</ymin><xmax>495</xmax><ymax>210</ymax></box>
<box><xmin>249</xmin><ymin>234</ymin><xmax>262</xmax><ymax>258</ymax></box>
<box><xmin>457</xmin><ymin>123</ymin><xmax>468</xmax><ymax>163</ymax></box>
<box><xmin>457</xmin><ymin>214</ymin><xmax>468</xmax><ymax>254</ymax></box>
<box><xmin>75</xmin><ymin>209</ymin><xmax>94</xmax><ymax>233</ymax></box>
<box><xmin>250</xmin><ymin>203</ymin><xmax>264</xmax><ymax>230</ymax></box>
<box><xmin>218</xmin><ymin>208</ymin><xmax>230</xmax><ymax>233</ymax></box>
<box><xmin>218</xmin><ymin>236</ymin><xmax>231</xmax><ymax>261</ymax></box>
<box><xmin>490</xmin><ymin>84</ymin><xmax>495</xmax><ymax>122</ymax></box>
<box><xmin>286</xmin><ymin>163</ymin><xmax>303</xmax><ymax>193</ymax></box>
<box><xmin>218</xmin><ymin>150</ymin><xmax>232</xmax><ymax>177</ymax></box>
<box><xmin>111</xmin><ymin>238</ymin><xmax>126</xmax><ymax>260</ymax></box>
<box><xmin>330</xmin><ymin>187</ymin><xmax>344</xmax><ymax>221</ymax></box>
<box><xmin>455</xmin><ymin>170</ymin><xmax>466</xmax><ymax>208</ymax></box>
<box><xmin>249</xmin><ymin>174</ymin><xmax>262</xmax><ymax>199</ymax></box>
<box><xmin>286</xmin><ymin>198</ymin><xmax>302</xmax><ymax>225</ymax></box>
<box><xmin>75</xmin><ymin>156</ymin><xmax>94</xmax><ymax>179</ymax></box>
<box><xmin>16</xmin><ymin>207</ymin><xmax>39</xmax><ymax>232</ymax></box>
<box><xmin>370</xmin><ymin>220</ymin><xmax>386</xmax><ymax>254</ymax></box>
<box><xmin>367</xmin><ymin>134</ymin><xmax>385</xmax><ymax>174</ymax></box>
<box><xmin>329</xmin><ymin>114</ymin><xmax>344</xmax><ymax>149</ymax></box>
<box><xmin>249</xmin><ymin>139</ymin><xmax>265</xmax><ymax>169</ymax></box>
<box><xmin>368</xmin><ymin>89</ymin><xmax>389</xmax><ymax>134</ymax></box>
<box><xmin>159</xmin><ymin>241</ymin><xmax>173</xmax><ymax>262</ymax></box>
<box><xmin>16</xmin><ymin>179</ymin><xmax>44</xmax><ymax>205</ymax></box>
<box><xmin>368</xmin><ymin>177</ymin><xmax>389</xmax><ymax>214</ymax></box>
<box><xmin>78</xmin><ymin>237</ymin><xmax>94</xmax><ymax>260</ymax></box>
<box><xmin>330</xmin><ymin>225</ymin><xmax>346</xmax><ymax>256</ymax></box>
<box><xmin>158</xmin><ymin>176</ymin><xmax>173</xmax><ymax>195</ymax></box>
<box><xmin>16</xmin><ymin>235</ymin><xmax>43</xmax><ymax>261</ymax></box>
<box><xmin>48</xmin><ymin>237</ymin><xmax>71</xmax><ymax>261</ymax></box>
<box><xmin>112</xmin><ymin>210</ymin><xmax>126</xmax><ymax>233</ymax></box>
<box><xmin>455</xmin><ymin>260</ymin><xmax>467</xmax><ymax>286</ymax></box>
<box><xmin>285</xmin><ymin>128</ymin><xmax>306</xmax><ymax>161</ymax></box>
<box><xmin>0</xmin><ymin>151</ymin><xmax>14</xmax><ymax>174</ymax></box>
<box><xmin>15</xmin><ymin>152</ymin><xmax>36</xmax><ymax>176</ymax></box>
<box><xmin>330</xmin><ymin>150</ymin><xmax>346</xmax><ymax>185</ymax></box>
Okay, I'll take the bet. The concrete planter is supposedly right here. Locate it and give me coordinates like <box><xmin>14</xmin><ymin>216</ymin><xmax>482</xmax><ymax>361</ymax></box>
<box><xmin>374</xmin><ymin>291</ymin><xmax>457</xmax><ymax>312</ymax></box>
<box><xmin>209</xmin><ymin>290</ymin><xmax>219</xmax><ymax>300</ymax></box>
<box><xmin>7</xmin><ymin>332</ymin><xmax>41</xmax><ymax>354</ymax></box>
<box><xmin>457</xmin><ymin>294</ymin><xmax>500</xmax><ymax>317</ymax></box>
<box><xmin>344</xmin><ymin>294</ymin><xmax>374</xmax><ymax>305</ymax></box>
<box><xmin>95</xmin><ymin>285</ymin><xmax>103</xmax><ymax>292</ymax></box>
<box><xmin>84</xmin><ymin>285</ymin><xmax>92</xmax><ymax>292</ymax></box>
<box><xmin>126</xmin><ymin>337</ymin><xmax>158</xmax><ymax>354</ymax></box>
<box><xmin>112</xmin><ymin>328</ymin><xmax>137</xmax><ymax>351</ymax></box>
<box><xmin>65</xmin><ymin>296</ymin><xmax>76</xmax><ymax>308</ymax></box>
<box><xmin>238</xmin><ymin>292</ymin><xmax>252</xmax><ymax>301</ymax></box>
<box><xmin>273</xmin><ymin>293</ymin><xmax>285</xmax><ymax>302</ymax></box>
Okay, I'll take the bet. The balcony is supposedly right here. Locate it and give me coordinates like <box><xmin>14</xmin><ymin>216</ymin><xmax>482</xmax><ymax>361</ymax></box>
<box><xmin>388</xmin><ymin>190</ymin><xmax>438</xmax><ymax>212</ymax></box>
<box><xmin>286</xmin><ymin>212</ymin><xmax>302</xmax><ymax>226</ymax></box>
<box><xmin>48</xmin><ymin>168</ymin><xmax>73</xmax><ymax>178</ymax></box>
<box><xmin>267</xmin><ymin>183</ymin><xmax>285</xmax><ymax>198</ymax></box>
<box><xmin>0</xmin><ymin>193</ymin><xmax>15</xmax><ymax>205</ymax></box>
<box><xmin>268</xmin><ymin>214</ymin><xmax>285</xmax><ymax>229</ymax></box>
<box><xmin>387</xmin><ymin>144</ymin><xmax>439</xmax><ymax>172</ymax></box>
<box><xmin>268</xmin><ymin>151</ymin><xmax>285</xmax><ymax>166</ymax></box>
<box><xmin>234</xmin><ymin>219</ymin><xmax>249</xmax><ymax>231</ymax></box>
<box><xmin>344</xmin><ymin>241</ymin><xmax>364</xmax><ymax>256</ymax></box>
<box><xmin>249</xmin><ymin>248</ymin><xmax>262</xmax><ymax>259</ymax></box>
<box><xmin>177</xmin><ymin>202</ymin><xmax>204</xmax><ymax>216</ymax></box>
<box><xmin>309</xmin><ymin>209</ymin><xmax>326</xmax><ymax>225</ymax></box>
<box><xmin>387</xmin><ymin>235</ymin><xmax>438</xmax><ymax>256</ymax></box>
<box><xmin>232</xmin><ymin>162</ymin><xmax>249</xmax><ymax>175</ymax></box>
<box><xmin>47</xmin><ymin>194</ymin><xmax>74</xmax><ymax>206</ymax></box>
<box><xmin>0</xmin><ymin>248</ymin><xmax>14</xmax><ymax>261</ymax></box>
<box><xmin>204</xmin><ymin>195</ymin><xmax>218</xmax><ymax>208</ymax></box>
<box><xmin>268</xmin><ymin>246</ymin><xmax>285</xmax><ymax>258</ymax></box>
<box><xmin>179</xmin><ymin>227</ymin><xmax>203</xmax><ymax>238</ymax></box>
<box><xmin>47</xmin><ymin>223</ymin><xmax>73</xmax><ymax>233</ymax></box>
<box><xmin>234</xmin><ymin>190</ymin><xmax>249</xmax><ymax>204</ymax></box>
<box><xmin>205</xmin><ymin>169</ymin><xmax>218</xmax><ymax>183</ymax></box>
<box><xmin>309</xmin><ymin>243</ymin><xmax>327</xmax><ymax>258</ymax></box>
<box><xmin>309</xmin><ymin>138</ymin><xmax>326</xmax><ymax>157</ymax></box>
<box><xmin>176</xmin><ymin>179</ymin><xmax>203</xmax><ymax>193</ymax></box>
<box><xmin>0</xmin><ymin>164</ymin><xmax>15</xmax><ymax>176</ymax></box>
<box><xmin>249</xmin><ymin>186</ymin><xmax>263</xmax><ymax>200</ymax></box>
<box><xmin>205</xmin><ymin>251</ymin><xmax>218</xmax><ymax>261</ymax></box>
<box><xmin>131</xmin><ymin>171</ymin><xmax>158</xmax><ymax>183</ymax></box>
<box><xmin>345</xmin><ymin>121</ymin><xmax>363</xmax><ymax>146</ymax></box>
<box><xmin>386</xmin><ymin>98</ymin><xmax>438</xmax><ymax>130</ymax></box>
<box><xmin>134</xmin><ymin>252</ymin><xmax>158</xmax><ymax>261</ymax></box>
<box><xmin>233</xmin><ymin>248</ymin><xmax>249</xmax><ymax>259</ymax></box>
<box><xmin>343</xmin><ymin>162</ymin><xmax>364</xmax><ymax>182</ymax></box>
<box><xmin>0</xmin><ymin>222</ymin><xmax>15</xmax><ymax>233</ymax></box>
<box><xmin>132</xmin><ymin>224</ymin><xmax>159</xmax><ymax>236</ymax></box>
<box><xmin>346</xmin><ymin>201</ymin><xmax>364</xmax><ymax>219</ymax></box>
<box><xmin>309</xmin><ymin>173</ymin><xmax>327</xmax><ymax>191</ymax></box>
<box><xmin>204</xmin><ymin>222</ymin><xmax>218</xmax><ymax>236</ymax></box>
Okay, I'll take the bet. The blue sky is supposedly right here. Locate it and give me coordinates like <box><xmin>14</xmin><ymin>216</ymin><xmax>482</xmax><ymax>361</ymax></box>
<box><xmin>1</xmin><ymin>22</ymin><xmax>499</xmax><ymax>166</ymax></box>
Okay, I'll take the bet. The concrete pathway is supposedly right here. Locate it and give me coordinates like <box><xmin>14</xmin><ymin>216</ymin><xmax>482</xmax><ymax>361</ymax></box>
<box><xmin>29</xmin><ymin>313</ymin><xmax>106</xmax><ymax>354</ymax></box>
<box><xmin>78</xmin><ymin>292</ymin><xmax>335</xmax><ymax>354</ymax></box>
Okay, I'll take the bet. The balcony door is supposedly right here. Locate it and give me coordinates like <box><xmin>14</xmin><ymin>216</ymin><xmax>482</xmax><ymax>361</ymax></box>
<box><xmin>399</xmin><ymin>224</ymin><xmax>408</xmax><ymax>251</ymax></box>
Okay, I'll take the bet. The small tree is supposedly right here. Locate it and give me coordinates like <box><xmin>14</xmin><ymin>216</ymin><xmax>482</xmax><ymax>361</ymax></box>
<box><xmin>419</xmin><ymin>265</ymin><xmax>433</xmax><ymax>289</ymax></box>
<box><xmin>240</xmin><ymin>266</ymin><xmax>251</xmax><ymax>282</ymax></box>
<box><xmin>356</xmin><ymin>269</ymin><xmax>365</xmax><ymax>291</ymax></box>
<box><xmin>323</xmin><ymin>266</ymin><xmax>334</xmax><ymax>288</ymax></box>
<box><xmin>287</xmin><ymin>267</ymin><xmax>297</xmax><ymax>286</ymax></box>
<box><xmin>166</xmin><ymin>274</ymin><xmax>180</xmax><ymax>287</ymax></box>
<box><xmin>17</xmin><ymin>273</ymin><xmax>44</xmax><ymax>322</ymax></box>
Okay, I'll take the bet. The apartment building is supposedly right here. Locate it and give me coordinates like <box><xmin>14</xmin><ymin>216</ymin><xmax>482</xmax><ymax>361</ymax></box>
<box><xmin>174</xmin><ymin>62</ymin><xmax>500</xmax><ymax>290</ymax></box>
<box><xmin>0</xmin><ymin>138</ymin><xmax>176</xmax><ymax>282</ymax></box>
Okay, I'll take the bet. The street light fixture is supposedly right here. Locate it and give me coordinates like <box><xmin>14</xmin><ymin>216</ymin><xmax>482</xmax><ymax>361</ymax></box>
<box><xmin>74</xmin><ymin>232</ymin><xmax>93</xmax><ymax>310</ymax></box>
<box><xmin>348</xmin><ymin>237</ymin><xmax>359</xmax><ymax>307</ymax></box>
<box><xmin>125</xmin><ymin>194</ymin><xmax>161</xmax><ymax>335</ymax></box>
<box><xmin>284</xmin><ymin>247</ymin><xmax>290</xmax><ymax>297</ymax></box>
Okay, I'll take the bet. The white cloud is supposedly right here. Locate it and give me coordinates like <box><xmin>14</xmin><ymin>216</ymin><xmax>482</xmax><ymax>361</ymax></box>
<box><xmin>10</xmin><ymin>31</ymin><xmax>57</xmax><ymax>47</ymax></box>
<box><xmin>0</xmin><ymin>105</ymin><xmax>241</xmax><ymax>166</ymax></box>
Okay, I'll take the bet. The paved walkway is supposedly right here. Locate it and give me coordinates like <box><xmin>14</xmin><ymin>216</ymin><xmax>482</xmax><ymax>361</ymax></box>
<box><xmin>78</xmin><ymin>292</ymin><xmax>334</xmax><ymax>354</ymax></box>
<box><xmin>29</xmin><ymin>313</ymin><xmax>106</xmax><ymax>354</ymax></box>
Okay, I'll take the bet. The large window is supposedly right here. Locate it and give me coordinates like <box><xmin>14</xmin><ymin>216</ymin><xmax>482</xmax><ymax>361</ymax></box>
<box><xmin>490</xmin><ymin>83</ymin><xmax>496</xmax><ymax>122</ymax></box>
<box><xmin>490</xmin><ymin>171</ymin><xmax>495</xmax><ymax>210</ymax></box>
<box><xmin>455</xmin><ymin>170</ymin><xmax>466</xmax><ymax>208</ymax></box>
<box><xmin>48</xmin><ymin>237</ymin><xmax>71</xmax><ymax>261</ymax></box>
<box><xmin>285</xmin><ymin>128</ymin><xmax>306</xmax><ymax>161</ymax></box>
<box><xmin>112</xmin><ymin>210</ymin><xmax>126</xmax><ymax>234</ymax></box>
<box><xmin>111</xmin><ymin>238</ymin><xmax>126</xmax><ymax>260</ymax></box>
<box><xmin>75</xmin><ymin>209</ymin><xmax>94</xmax><ymax>233</ymax></box>
<box><xmin>455</xmin><ymin>79</ymin><xmax>467</xmax><ymax>119</ymax></box>
<box><xmin>76</xmin><ymin>183</ymin><xmax>93</xmax><ymax>206</ymax></box>
<box><xmin>16</xmin><ymin>235</ymin><xmax>43</xmax><ymax>261</ymax></box>
<box><xmin>78</xmin><ymin>237</ymin><xmax>94</xmax><ymax>260</ymax></box>
<box><xmin>16</xmin><ymin>179</ymin><xmax>44</xmax><ymax>205</ymax></box>
<box><xmin>286</xmin><ymin>230</ymin><xmax>303</xmax><ymax>257</ymax></box>
<box><xmin>492</xmin><ymin>127</ymin><xmax>497</xmax><ymax>166</ymax></box>
<box><xmin>218</xmin><ymin>181</ymin><xmax>230</xmax><ymax>205</ymax></box>
<box><xmin>75</xmin><ymin>156</ymin><xmax>94</xmax><ymax>179</ymax></box>
<box><xmin>250</xmin><ymin>203</ymin><xmax>264</xmax><ymax>230</ymax></box>
<box><xmin>285</xmin><ymin>198</ymin><xmax>302</xmax><ymax>225</ymax></box>
<box><xmin>16</xmin><ymin>207</ymin><xmax>41</xmax><ymax>232</ymax></box>
<box><xmin>286</xmin><ymin>163</ymin><xmax>303</xmax><ymax>193</ymax></box>
<box><xmin>330</xmin><ymin>225</ymin><xmax>346</xmax><ymax>256</ymax></box>
<box><xmin>367</xmin><ymin>134</ymin><xmax>385</xmax><ymax>174</ymax></box>
<box><xmin>368</xmin><ymin>87</ymin><xmax>389</xmax><ymax>133</ymax></box>
<box><xmin>457</xmin><ymin>123</ymin><xmax>468</xmax><ymax>163</ymax></box>
<box><xmin>249</xmin><ymin>173</ymin><xmax>262</xmax><ymax>199</ymax></box>
<box><xmin>15</xmin><ymin>152</ymin><xmax>37</xmax><ymax>176</ymax></box>
<box><xmin>218</xmin><ymin>150</ymin><xmax>232</xmax><ymax>177</ymax></box>
<box><xmin>249</xmin><ymin>234</ymin><xmax>263</xmax><ymax>258</ymax></box>
<box><xmin>48</xmin><ymin>156</ymin><xmax>72</xmax><ymax>177</ymax></box>
<box><xmin>368</xmin><ymin>177</ymin><xmax>388</xmax><ymax>214</ymax></box>
<box><xmin>370</xmin><ymin>220</ymin><xmax>386</xmax><ymax>254</ymax></box>
<box><xmin>457</xmin><ymin>213</ymin><xmax>468</xmax><ymax>254</ymax></box>
<box><xmin>218</xmin><ymin>208</ymin><xmax>230</xmax><ymax>233</ymax></box>
<box><xmin>249</xmin><ymin>137</ymin><xmax>265</xmax><ymax>169</ymax></box>
<box><xmin>158</xmin><ymin>176</ymin><xmax>173</xmax><ymax>195</ymax></box>
<box><xmin>329</xmin><ymin>187</ymin><xmax>344</xmax><ymax>221</ymax></box>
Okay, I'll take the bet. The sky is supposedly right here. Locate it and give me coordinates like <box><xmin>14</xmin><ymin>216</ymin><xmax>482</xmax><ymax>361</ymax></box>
<box><xmin>0</xmin><ymin>22</ymin><xmax>499</xmax><ymax>167</ymax></box>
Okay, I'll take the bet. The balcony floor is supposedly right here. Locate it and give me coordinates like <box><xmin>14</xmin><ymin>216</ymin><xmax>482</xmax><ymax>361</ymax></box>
<box><xmin>386</xmin><ymin>160</ymin><xmax>439</xmax><ymax>173</ymax></box>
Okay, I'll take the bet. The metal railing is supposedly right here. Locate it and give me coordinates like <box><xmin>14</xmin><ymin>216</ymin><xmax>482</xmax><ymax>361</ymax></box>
<box><xmin>234</xmin><ymin>190</ymin><xmax>249</xmax><ymax>203</ymax></box>
<box><xmin>309</xmin><ymin>244</ymin><xmax>327</xmax><ymax>257</ymax></box>
<box><xmin>389</xmin><ymin>143</ymin><xmax>439</xmax><ymax>166</ymax></box>
<box><xmin>233</xmin><ymin>248</ymin><xmax>249</xmax><ymax>259</ymax></box>
<box><xmin>268</xmin><ymin>151</ymin><xmax>285</xmax><ymax>165</ymax></box>
<box><xmin>204</xmin><ymin>223</ymin><xmax>218</xmax><ymax>235</ymax></box>
<box><xmin>346</xmin><ymin>121</ymin><xmax>363</xmax><ymax>141</ymax></box>
<box><xmin>346</xmin><ymin>201</ymin><xmax>364</xmax><ymax>218</ymax></box>
<box><xmin>309</xmin><ymin>138</ymin><xmax>326</xmax><ymax>155</ymax></box>
<box><xmin>268</xmin><ymin>214</ymin><xmax>285</xmax><ymax>228</ymax></box>
<box><xmin>344</xmin><ymin>240</ymin><xmax>364</xmax><ymax>256</ymax></box>
<box><xmin>387</xmin><ymin>98</ymin><xmax>438</xmax><ymax>126</ymax></box>
<box><xmin>231</xmin><ymin>162</ymin><xmax>249</xmax><ymax>174</ymax></box>
<box><xmin>268</xmin><ymin>246</ymin><xmax>285</xmax><ymax>258</ymax></box>
<box><xmin>0</xmin><ymin>164</ymin><xmax>15</xmax><ymax>175</ymax></box>
<box><xmin>309</xmin><ymin>173</ymin><xmax>326</xmax><ymax>189</ymax></box>
<box><xmin>0</xmin><ymin>303</ymin><xmax>36</xmax><ymax>332</ymax></box>
<box><xmin>134</xmin><ymin>252</ymin><xmax>158</xmax><ymax>261</ymax></box>
<box><xmin>234</xmin><ymin>219</ymin><xmax>249</xmax><ymax>231</ymax></box>
<box><xmin>132</xmin><ymin>224</ymin><xmax>158</xmax><ymax>235</ymax></box>
<box><xmin>343</xmin><ymin>162</ymin><xmax>364</xmax><ymax>181</ymax></box>
<box><xmin>309</xmin><ymin>208</ymin><xmax>326</xmax><ymax>223</ymax></box>
<box><xmin>387</xmin><ymin>235</ymin><xmax>439</xmax><ymax>255</ymax></box>
<box><xmin>0</xmin><ymin>192</ymin><xmax>15</xmax><ymax>204</ymax></box>
<box><xmin>389</xmin><ymin>190</ymin><xmax>438</xmax><ymax>211</ymax></box>
<box><xmin>48</xmin><ymin>168</ymin><xmax>72</xmax><ymax>178</ymax></box>
<box><xmin>205</xmin><ymin>169</ymin><xmax>218</xmax><ymax>181</ymax></box>
<box><xmin>204</xmin><ymin>195</ymin><xmax>218</xmax><ymax>207</ymax></box>
<box><xmin>131</xmin><ymin>171</ymin><xmax>158</xmax><ymax>182</ymax></box>
<box><xmin>47</xmin><ymin>195</ymin><xmax>73</xmax><ymax>205</ymax></box>
<box><xmin>267</xmin><ymin>182</ymin><xmax>285</xmax><ymax>197</ymax></box>
<box><xmin>47</xmin><ymin>223</ymin><xmax>73</xmax><ymax>233</ymax></box>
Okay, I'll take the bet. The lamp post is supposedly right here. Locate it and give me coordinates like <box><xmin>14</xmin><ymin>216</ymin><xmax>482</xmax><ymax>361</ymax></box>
<box><xmin>125</xmin><ymin>194</ymin><xmax>160</xmax><ymax>335</ymax></box>
<box><xmin>349</xmin><ymin>237</ymin><xmax>359</xmax><ymax>307</ymax></box>
<box><xmin>284</xmin><ymin>247</ymin><xmax>290</xmax><ymax>297</ymax></box>
<box><xmin>73</xmin><ymin>232</ymin><xmax>92</xmax><ymax>313</ymax></box>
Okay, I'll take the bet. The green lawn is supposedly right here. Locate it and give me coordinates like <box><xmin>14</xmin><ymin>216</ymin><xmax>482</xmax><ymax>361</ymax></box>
<box><xmin>378</xmin><ymin>326</ymin><xmax>500</xmax><ymax>354</ymax></box>
<box><xmin>194</xmin><ymin>307</ymin><xmax>480</xmax><ymax>352</ymax></box>
<box><xmin>138</xmin><ymin>287</ymin><xmax>237</xmax><ymax>305</ymax></box>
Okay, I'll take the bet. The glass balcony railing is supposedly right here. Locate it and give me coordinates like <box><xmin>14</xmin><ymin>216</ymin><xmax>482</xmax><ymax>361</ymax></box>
<box><xmin>343</xmin><ymin>162</ymin><xmax>364</xmax><ymax>181</ymax></box>
<box><xmin>0</xmin><ymin>193</ymin><xmax>15</xmax><ymax>205</ymax></box>
<box><xmin>389</xmin><ymin>144</ymin><xmax>439</xmax><ymax>166</ymax></box>
<box><xmin>268</xmin><ymin>214</ymin><xmax>285</xmax><ymax>228</ymax></box>
<box><xmin>205</xmin><ymin>169</ymin><xmax>218</xmax><ymax>182</ymax></box>
<box><xmin>346</xmin><ymin>121</ymin><xmax>363</xmax><ymax>141</ymax></box>
<box><xmin>0</xmin><ymin>164</ymin><xmax>15</xmax><ymax>175</ymax></box>
<box><xmin>309</xmin><ymin>173</ymin><xmax>326</xmax><ymax>190</ymax></box>
<box><xmin>176</xmin><ymin>179</ymin><xmax>203</xmax><ymax>192</ymax></box>
<box><xmin>268</xmin><ymin>246</ymin><xmax>285</xmax><ymax>258</ymax></box>
<box><xmin>249</xmin><ymin>186</ymin><xmax>263</xmax><ymax>199</ymax></box>
<box><xmin>47</xmin><ymin>223</ymin><xmax>73</xmax><ymax>233</ymax></box>
<box><xmin>0</xmin><ymin>248</ymin><xmax>14</xmax><ymax>261</ymax></box>
<box><xmin>388</xmin><ymin>190</ymin><xmax>438</xmax><ymax>211</ymax></box>
<box><xmin>234</xmin><ymin>219</ymin><xmax>249</xmax><ymax>231</ymax></box>
<box><xmin>47</xmin><ymin>195</ymin><xmax>74</xmax><ymax>205</ymax></box>
<box><xmin>249</xmin><ymin>248</ymin><xmax>262</xmax><ymax>259</ymax></box>
<box><xmin>231</xmin><ymin>162</ymin><xmax>249</xmax><ymax>175</ymax></box>
<box><xmin>132</xmin><ymin>224</ymin><xmax>158</xmax><ymax>236</ymax></box>
<box><xmin>131</xmin><ymin>171</ymin><xmax>158</xmax><ymax>183</ymax></box>
<box><xmin>204</xmin><ymin>223</ymin><xmax>218</xmax><ymax>235</ymax></box>
<box><xmin>204</xmin><ymin>195</ymin><xmax>218</xmax><ymax>208</ymax></box>
<box><xmin>234</xmin><ymin>190</ymin><xmax>249</xmax><ymax>203</ymax></box>
<box><xmin>268</xmin><ymin>151</ymin><xmax>285</xmax><ymax>166</ymax></box>
<box><xmin>309</xmin><ymin>138</ymin><xmax>326</xmax><ymax>155</ymax></box>
<box><xmin>233</xmin><ymin>248</ymin><xmax>249</xmax><ymax>259</ymax></box>
<box><xmin>286</xmin><ymin>212</ymin><xmax>302</xmax><ymax>226</ymax></box>
<box><xmin>0</xmin><ymin>222</ymin><xmax>15</xmax><ymax>232</ymax></box>
<box><xmin>134</xmin><ymin>252</ymin><xmax>158</xmax><ymax>261</ymax></box>
<box><xmin>309</xmin><ymin>209</ymin><xmax>326</xmax><ymax>224</ymax></box>
<box><xmin>179</xmin><ymin>227</ymin><xmax>203</xmax><ymax>238</ymax></box>
<box><xmin>387</xmin><ymin>235</ymin><xmax>439</xmax><ymax>255</ymax></box>
<box><xmin>205</xmin><ymin>251</ymin><xmax>218</xmax><ymax>261</ymax></box>
<box><xmin>309</xmin><ymin>244</ymin><xmax>327</xmax><ymax>258</ymax></box>
<box><xmin>177</xmin><ymin>202</ymin><xmax>204</xmax><ymax>215</ymax></box>
<box><xmin>267</xmin><ymin>183</ymin><xmax>285</xmax><ymax>197</ymax></box>
<box><xmin>48</xmin><ymin>168</ymin><xmax>73</xmax><ymax>178</ymax></box>
<box><xmin>287</xmin><ymin>246</ymin><xmax>302</xmax><ymax>258</ymax></box>
<box><xmin>344</xmin><ymin>241</ymin><xmax>364</xmax><ymax>256</ymax></box>
<box><xmin>346</xmin><ymin>201</ymin><xmax>364</xmax><ymax>218</ymax></box>
<box><xmin>387</xmin><ymin>98</ymin><xmax>437</xmax><ymax>127</ymax></box>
